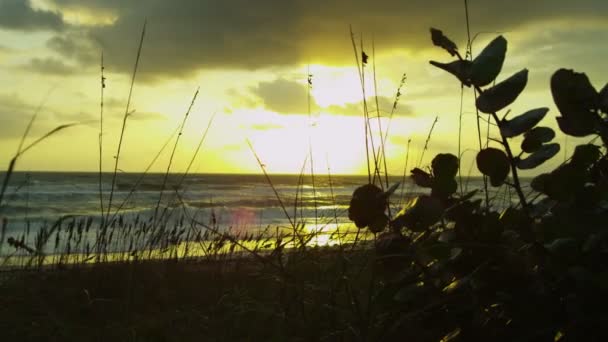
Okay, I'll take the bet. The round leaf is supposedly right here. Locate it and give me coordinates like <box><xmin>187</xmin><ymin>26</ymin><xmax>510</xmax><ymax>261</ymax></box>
<box><xmin>571</xmin><ymin>144</ymin><xmax>601</xmax><ymax>167</ymax></box>
<box><xmin>476</xmin><ymin>148</ymin><xmax>510</xmax><ymax>186</ymax></box>
<box><xmin>521</xmin><ymin>126</ymin><xmax>555</xmax><ymax>153</ymax></box>
<box><xmin>551</xmin><ymin>68</ymin><xmax>599</xmax><ymax>117</ymax></box>
<box><xmin>431</xmin><ymin>177</ymin><xmax>458</xmax><ymax>199</ymax></box>
<box><xmin>470</xmin><ymin>35</ymin><xmax>507</xmax><ymax>87</ymax></box>
<box><xmin>517</xmin><ymin>143</ymin><xmax>560</xmax><ymax>170</ymax></box>
<box><xmin>476</xmin><ymin>69</ymin><xmax>528</xmax><ymax>114</ymax></box>
<box><xmin>348</xmin><ymin>184</ymin><xmax>386</xmax><ymax>229</ymax></box>
<box><xmin>556</xmin><ymin>116</ymin><xmax>595</xmax><ymax>137</ymax></box>
<box><xmin>431</xmin><ymin>153</ymin><xmax>459</xmax><ymax>179</ymax></box>
<box><xmin>500</xmin><ymin>107</ymin><xmax>548</xmax><ymax>138</ymax></box>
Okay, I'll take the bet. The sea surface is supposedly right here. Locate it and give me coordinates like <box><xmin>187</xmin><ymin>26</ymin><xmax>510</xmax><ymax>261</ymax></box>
<box><xmin>0</xmin><ymin>172</ymin><xmax>525</xmax><ymax>256</ymax></box>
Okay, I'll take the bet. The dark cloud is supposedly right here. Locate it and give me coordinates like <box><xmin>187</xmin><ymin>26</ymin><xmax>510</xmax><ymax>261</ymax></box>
<box><xmin>45</xmin><ymin>0</ymin><xmax>608</xmax><ymax>79</ymax></box>
<box><xmin>0</xmin><ymin>0</ymin><xmax>64</xmax><ymax>31</ymax></box>
<box><xmin>325</xmin><ymin>96</ymin><xmax>415</xmax><ymax>117</ymax></box>
<box><xmin>22</xmin><ymin>57</ymin><xmax>76</xmax><ymax>75</ymax></box>
<box><xmin>46</xmin><ymin>32</ymin><xmax>98</xmax><ymax>66</ymax></box>
<box><xmin>253</xmin><ymin>78</ymin><xmax>315</xmax><ymax>114</ymax></box>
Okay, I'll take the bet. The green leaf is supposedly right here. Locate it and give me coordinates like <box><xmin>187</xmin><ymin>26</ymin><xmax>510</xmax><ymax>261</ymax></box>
<box><xmin>429</xmin><ymin>60</ymin><xmax>472</xmax><ymax>86</ymax></box>
<box><xmin>521</xmin><ymin>126</ymin><xmax>555</xmax><ymax>153</ymax></box>
<box><xmin>500</xmin><ymin>107</ymin><xmax>548</xmax><ymax>138</ymax></box>
<box><xmin>476</xmin><ymin>69</ymin><xmax>528</xmax><ymax>114</ymax></box>
<box><xmin>470</xmin><ymin>36</ymin><xmax>507</xmax><ymax>87</ymax></box>
<box><xmin>430</xmin><ymin>28</ymin><xmax>459</xmax><ymax>57</ymax></box>
<box><xmin>476</xmin><ymin>148</ymin><xmax>510</xmax><ymax>186</ymax></box>
<box><xmin>517</xmin><ymin>143</ymin><xmax>560</xmax><ymax>170</ymax></box>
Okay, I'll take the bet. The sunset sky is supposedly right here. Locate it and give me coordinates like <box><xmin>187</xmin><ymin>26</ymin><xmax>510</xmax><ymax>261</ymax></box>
<box><xmin>1</xmin><ymin>0</ymin><xmax>607</xmax><ymax>175</ymax></box>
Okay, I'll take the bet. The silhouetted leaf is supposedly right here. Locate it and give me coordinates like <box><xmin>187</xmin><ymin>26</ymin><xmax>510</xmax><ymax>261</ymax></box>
<box><xmin>551</xmin><ymin>69</ymin><xmax>600</xmax><ymax>136</ymax></box>
<box><xmin>476</xmin><ymin>69</ymin><xmax>528</xmax><ymax>114</ymax></box>
<box><xmin>476</xmin><ymin>148</ymin><xmax>510</xmax><ymax>186</ymax></box>
<box><xmin>391</xmin><ymin>195</ymin><xmax>444</xmax><ymax>232</ymax></box>
<box><xmin>531</xmin><ymin>173</ymin><xmax>551</xmax><ymax>193</ymax></box>
<box><xmin>500</xmin><ymin>108</ymin><xmax>548</xmax><ymax>138</ymax></box>
<box><xmin>470</xmin><ymin>35</ymin><xmax>507</xmax><ymax>87</ymax></box>
<box><xmin>599</xmin><ymin>83</ymin><xmax>608</xmax><ymax>113</ymax></box>
<box><xmin>556</xmin><ymin>116</ymin><xmax>595</xmax><ymax>137</ymax></box>
<box><xmin>432</xmin><ymin>153</ymin><xmax>459</xmax><ymax>179</ymax></box>
<box><xmin>430</xmin><ymin>28</ymin><xmax>459</xmax><ymax>57</ymax></box>
<box><xmin>551</xmin><ymin>69</ymin><xmax>599</xmax><ymax>117</ymax></box>
<box><xmin>429</xmin><ymin>60</ymin><xmax>472</xmax><ymax>87</ymax></box>
<box><xmin>411</xmin><ymin>168</ymin><xmax>433</xmax><ymax>188</ymax></box>
<box><xmin>521</xmin><ymin>126</ymin><xmax>555</xmax><ymax>153</ymax></box>
<box><xmin>517</xmin><ymin>143</ymin><xmax>560</xmax><ymax>170</ymax></box>
<box><xmin>348</xmin><ymin>184</ymin><xmax>386</xmax><ymax>229</ymax></box>
<box><xmin>369</xmin><ymin>214</ymin><xmax>388</xmax><ymax>233</ymax></box>
<box><xmin>432</xmin><ymin>177</ymin><xmax>458</xmax><ymax>199</ymax></box>
<box><xmin>571</xmin><ymin>144</ymin><xmax>601</xmax><ymax>168</ymax></box>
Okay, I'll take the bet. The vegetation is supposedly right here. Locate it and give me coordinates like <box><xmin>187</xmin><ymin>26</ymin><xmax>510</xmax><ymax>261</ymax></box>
<box><xmin>1</xmin><ymin>16</ymin><xmax>608</xmax><ymax>342</ymax></box>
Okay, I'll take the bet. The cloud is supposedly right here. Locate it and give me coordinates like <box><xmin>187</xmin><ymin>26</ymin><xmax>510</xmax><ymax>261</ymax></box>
<box><xmin>249</xmin><ymin>123</ymin><xmax>284</xmax><ymax>131</ymax></box>
<box><xmin>0</xmin><ymin>0</ymin><xmax>64</xmax><ymax>31</ymax></box>
<box><xmin>325</xmin><ymin>96</ymin><xmax>415</xmax><ymax>117</ymax></box>
<box><xmin>43</xmin><ymin>0</ymin><xmax>608</xmax><ymax>79</ymax></box>
<box><xmin>0</xmin><ymin>93</ymin><xmax>46</xmax><ymax>140</ymax></box>
<box><xmin>46</xmin><ymin>32</ymin><xmax>98</xmax><ymax>66</ymax></box>
<box><xmin>253</xmin><ymin>78</ymin><xmax>316</xmax><ymax>114</ymax></box>
<box><xmin>22</xmin><ymin>57</ymin><xmax>77</xmax><ymax>75</ymax></box>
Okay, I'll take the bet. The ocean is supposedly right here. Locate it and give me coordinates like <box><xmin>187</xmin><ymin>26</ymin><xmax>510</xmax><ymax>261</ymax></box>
<box><xmin>0</xmin><ymin>172</ymin><xmax>524</xmax><ymax>258</ymax></box>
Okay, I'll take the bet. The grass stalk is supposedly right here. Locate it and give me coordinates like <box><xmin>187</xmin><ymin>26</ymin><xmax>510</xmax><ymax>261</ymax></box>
<box><xmin>106</xmin><ymin>20</ymin><xmax>147</xmax><ymax>226</ymax></box>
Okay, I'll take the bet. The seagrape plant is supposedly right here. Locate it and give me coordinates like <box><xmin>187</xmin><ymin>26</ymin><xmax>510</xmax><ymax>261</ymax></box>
<box><xmin>346</xmin><ymin>28</ymin><xmax>608</xmax><ymax>341</ymax></box>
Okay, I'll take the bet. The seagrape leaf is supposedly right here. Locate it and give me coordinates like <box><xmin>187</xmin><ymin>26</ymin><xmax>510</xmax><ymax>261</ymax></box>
<box><xmin>551</xmin><ymin>69</ymin><xmax>599</xmax><ymax>136</ymax></box>
<box><xmin>500</xmin><ymin>107</ymin><xmax>548</xmax><ymax>138</ymax></box>
<box><xmin>476</xmin><ymin>148</ymin><xmax>510</xmax><ymax>186</ymax></box>
<box><xmin>600</xmin><ymin>83</ymin><xmax>608</xmax><ymax>113</ymax></box>
<box><xmin>429</xmin><ymin>60</ymin><xmax>472</xmax><ymax>86</ymax></box>
<box><xmin>476</xmin><ymin>69</ymin><xmax>528</xmax><ymax>114</ymax></box>
<box><xmin>521</xmin><ymin>126</ymin><xmax>555</xmax><ymax>153</ymax></box>
<box><xmin>348</xmin><ymin>184</ymin><xmax>386</xmax><ymax>229</ymax></box>
<box><xmin>411</xmin><ymin>168</ymin><xmax>433</xmax><ymax>188</ymax></box>
<box><xmin>551</xmin><ymin>69</ymin><xmax>598</xmax><ymax>116</ymax></box>
<box><xmin>432</xmin><ymin>153</ymin><xmax>459</xmax><ymax>179</ymax></box>
<box><xmin>368</xmin><ymin>214</ymin><xmax>388</xmax><ymax>233</ymax></box>
<box><xmin>432</xmin><ymin>177</ymin><xmax>458</xmax><ymax>199</ymax></box>
<box><xmin>571</xmin><ymin>144</ymin><xmax>601</xmax><ymax>168</ymax></box>
<box><xmin>517</xmin><ymin>143</ymin><xmax>560</xmax><ymax>170</ymax></box>
<box><xmin>430</xmin><ymin>28</ymin><xmax>459</xmax><ymax>57</ymax></box>
<box><xmin>556</xmin><ymin>116</ymin><xmax>595</xmax><ymax>137</ymax></box>
<box><xmin>391</xmin><ymin>195</ymin><xmax>444</xmax><ymax>232</ymax></box>
<box><xmin>470</xmin><ymin>36</ymin><xmax>507</xmax><ymax>87</ymax></box>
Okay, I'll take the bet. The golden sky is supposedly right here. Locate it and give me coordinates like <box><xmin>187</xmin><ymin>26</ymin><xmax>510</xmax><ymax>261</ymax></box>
<box><xmin>1</xmin><ymin>0</ymin><xmax>607</xmax><ymax>175</ymax></box>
